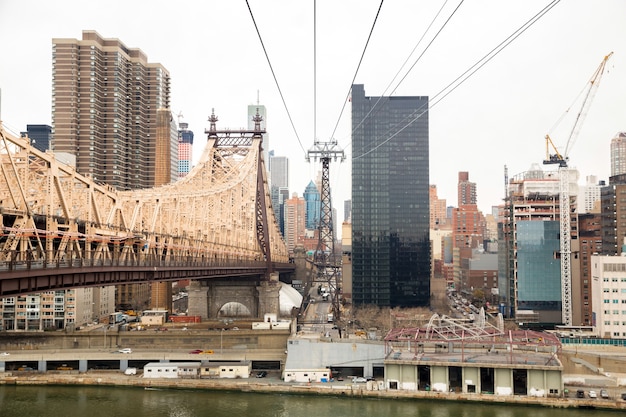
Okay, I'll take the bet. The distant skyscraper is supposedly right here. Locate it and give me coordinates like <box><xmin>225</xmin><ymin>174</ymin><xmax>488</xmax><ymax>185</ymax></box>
<box><xmin>303</xmin><ymin>180</ymin><xmax>320</xmax><ymax>230</ymax></box>
<box><xmin>270</xmin><ymin>155</ymin><xmax>289</xmax><ymax>190</ymax></box>
<box><xmin>429</xmin><ymin>184</ymin><xmax>447</xmax><ymax>229</ymax></box>
<box><xmin>270</xmin><ymin>154</ymin><xmax>289</xmax><ymax>235</ymax></box>
<box><xmin>284</xmin><ymin>193</ymin><xmax>305</xmax><ymax>254</ymax></box>
<box><xmin>457</xmin><ymin>171</ymin><xmax>477</xmax><ymax>206</ymax></box>
<box><xmin>610</xmin><ymin>132</ymin><xmax>626</xmax><ymax>176</ymax></box>
<box><xmin>22</xmin><ymin>124</ymin><xmax>52</xmax><ymax>153</ymax></box>
<box><xmin>578</xmin><ymin>175</ymin><xmax>603</xmax><ymax>213</ymax></box>
<box><xmin>51</xmin><ymin>30</ymin><xmax>173</xmax><ymax>190</ymax></box>
<box><xmin>178</xmin><ymin>122</ymin><xmax>194</xmax><ymax>178</ymax></box>
<box><xmin>344</xmin><ymin>199</ymin><xmax>352</xmax><ymax>222</ymax></box>
<box><xmin>351</xmin><ymin>84</ymin><xmax>430</xmax><ymax>307</ymax></box>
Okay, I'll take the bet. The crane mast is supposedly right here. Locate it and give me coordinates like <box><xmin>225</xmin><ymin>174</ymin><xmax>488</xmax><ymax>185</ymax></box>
<box><xmin>543</xmin><ymin>52</ymin><xmax>612</xmax><ymax>326</ymax></box>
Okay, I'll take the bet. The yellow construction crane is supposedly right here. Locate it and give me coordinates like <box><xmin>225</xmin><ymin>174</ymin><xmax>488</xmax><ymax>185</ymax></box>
<box><xmin>544</xmin><ymin>51</ymin><xmax>613</xmax><ymax>168</ymax></box>
<box><xmin>542</xmin><ymin>52</ymin><xmax>612</xmax><ymax>326</ymax></box>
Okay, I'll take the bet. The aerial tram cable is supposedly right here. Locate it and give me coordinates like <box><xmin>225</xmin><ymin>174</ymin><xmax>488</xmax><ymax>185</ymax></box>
<box><xmin>345</xmin><ymin>0</ymin><xmax>462</xmax><ymax>146</ymax></box>
<box><xmin>352</xmin><ymin>0</ymin><xmax>561</xmax><ymax>161</ymax></box>
<box><xmin>245</xmin><ymin>0</ymin><xmax>307</xmax><ymax>157</ymax></box>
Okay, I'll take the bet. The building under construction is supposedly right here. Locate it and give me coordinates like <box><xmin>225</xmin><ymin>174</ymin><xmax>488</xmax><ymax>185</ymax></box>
<box><xmin>498</xmin><ymin>165</ymin><xmax>581</xmax><ymax>325</ymax></box>
<box><xmin>383</xmin><ymin>310</ymin><xmax>563</xmax><ymax>397</ymax></box>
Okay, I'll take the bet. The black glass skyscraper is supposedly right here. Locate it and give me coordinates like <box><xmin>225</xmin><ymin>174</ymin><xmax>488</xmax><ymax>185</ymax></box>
<box><xmin>351</xmin><ymin>84</ymin><xmax>430</xmax><ymax>307</ymax></box>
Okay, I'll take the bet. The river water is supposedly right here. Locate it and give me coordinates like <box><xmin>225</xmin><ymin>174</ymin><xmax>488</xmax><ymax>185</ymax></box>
<box><xmin>0</xmin><ymin>385</ymin><xmax>619</xmax><ymax>417</ymax></box>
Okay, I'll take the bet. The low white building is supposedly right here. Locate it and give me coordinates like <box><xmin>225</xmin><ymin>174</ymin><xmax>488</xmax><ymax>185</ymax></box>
<box><xmin>202</xmin><ymin>361</ymin><xmax>251</xmax><ymax>379</ymax></box>
<box><xmin>591</xmin><ymin>254</ymin><xmax>626</xmax><ymax>339</ymax></box>
<box><xmin>143</xmin><ymin>361</ymin><xmax>251</xmax><ymax>379</ymax></box>
<box><xmin>143</xmin><ymin>362</ymin><xmax>182</xmax><ymax>379</ymax></box>
<box><xmin>283</xmin><ymin>369</ymin><xmax>332</xmax><ymax>383</ymax></box>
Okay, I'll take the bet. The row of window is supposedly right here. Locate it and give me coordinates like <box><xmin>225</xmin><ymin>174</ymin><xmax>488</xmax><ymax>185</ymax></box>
<box><xmin>603</xmin><ymin>263</ymin><xmax>626</xmax><ymax>272</ymax></box>
<box><xmin>603</xmin><ymin>310</ymin><xmax>626</xmax><ymax>315</ymax></box>
<box><xmin>603</xmin><ymin>321</ymin><xmax>626</xmax><ymax>326</ymax></box>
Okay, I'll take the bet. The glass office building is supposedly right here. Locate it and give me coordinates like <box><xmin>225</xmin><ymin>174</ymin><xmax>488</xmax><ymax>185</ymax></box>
<box><xmin>303</xmin><ymin>180</ymin><xmax>321</xmax><ymax>230</ymax></box>
<box><xmin>351</xmin><ymin>84</ymin><xmax>431</xmax><ymax>307</ymax></box>
<box><xmin>516</xmin><ymin>220</ymin><xmax>562</xmax><ymax>312</ymax></box>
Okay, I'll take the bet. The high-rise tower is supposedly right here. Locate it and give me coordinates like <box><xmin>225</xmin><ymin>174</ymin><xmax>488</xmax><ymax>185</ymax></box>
<box><xmin>303</xmin><ymin>180</ymin><xmax>321</xmax><ymax>230</ymax></box>
<box><xmin>178</xmin><ymin>122</ymin><xmax>194</xmax><ymax>178</ymax></box>
<box><xmin>457</xmin><ymin>171</ymin><xmax>477</xmax><ymax>205</ymax></box>
<box><xmin>351</xmin><ymin>84</ymin><xmax>430</xmax><ymax>307</ymax></box>
<box><xmin>610</xmin><ymin>132</ymin><xmax>626</xmax><ymax>176</ymax></box>
<box><xmin>269</xmin><ymin>155</ymin><xmax>289</xmax><ymax>235</ymax></box>
<box><xmin>51</xmin><ymin>30</ymin><xmax>174</xmax><ymax>190</ymax></box>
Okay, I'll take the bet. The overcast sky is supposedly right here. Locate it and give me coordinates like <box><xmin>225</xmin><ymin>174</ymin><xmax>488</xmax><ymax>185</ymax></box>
<box><xmin>1</xmin><ymin>0</ymin><xmax>625</xmax><ymax>227</ymax></box>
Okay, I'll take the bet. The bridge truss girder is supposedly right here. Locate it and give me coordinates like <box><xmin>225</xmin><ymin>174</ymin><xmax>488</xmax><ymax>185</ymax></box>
<box><xmin>0</xmin><ymin>115</ymin><xmax>288</xmax><ymax>274</ymax></box>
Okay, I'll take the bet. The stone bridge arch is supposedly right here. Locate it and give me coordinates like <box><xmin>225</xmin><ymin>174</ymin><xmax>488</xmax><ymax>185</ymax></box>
<box><xmin>188</xmin><ymin>277</ymin><xmax>281</xmax><ymax>320</ymax></box>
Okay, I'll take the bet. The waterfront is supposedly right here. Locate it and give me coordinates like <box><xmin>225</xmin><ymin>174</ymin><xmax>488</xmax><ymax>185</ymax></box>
<box><xmin>0</xmin><ymin>384</ymin><xmax>623</xmax><ymax>417</ymax></box>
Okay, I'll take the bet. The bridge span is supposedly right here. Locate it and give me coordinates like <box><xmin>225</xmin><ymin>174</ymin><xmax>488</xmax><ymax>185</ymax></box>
<box><xmin>0</xmin><ymin>111</ymin><xmax>294</xmax><ymax>297</ymax></box>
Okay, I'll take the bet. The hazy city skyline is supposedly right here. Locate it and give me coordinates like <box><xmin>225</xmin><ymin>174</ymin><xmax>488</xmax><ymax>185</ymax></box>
<box><xmin>1</xmin><ymin>1</ymin><xmax>625</xmax><ymax>223</ymax></box>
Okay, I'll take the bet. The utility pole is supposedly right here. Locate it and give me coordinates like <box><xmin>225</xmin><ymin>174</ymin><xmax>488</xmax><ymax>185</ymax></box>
<box><xmin>307</xmin><ymin>139</ymin><xmax>345</xmax><ymax>331</ymax></box>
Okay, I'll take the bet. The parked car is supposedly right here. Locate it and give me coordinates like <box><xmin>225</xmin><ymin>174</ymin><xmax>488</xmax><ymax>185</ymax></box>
<box><xmin>352</xmin><ymin>377</ymin><xmax>367</xmax><ymax>383</ymax></box>
<box><xmin>621</xmin><ymin>392</ymin><xmax>626</xmax><ymax>401</ymax></box>
<box><xmin>0</xmin><ymin>352</ymin><xmax>10</xmax><ymax>356</ymax></box>
<box><xmin>576</xmin><ymin>390</ymin><xmax>585</xmax><ymax>398</ymax></box>
<box><xmin>256</xmin><ymin>371</ymin><xmax>267</xmax><ymax>378</ymax></box>
<box><xmin>600</xmin><ymin>389</ymin><xmax>609</xmax><ymax>399</ymax></box>
<box><xmin>118</xmin><ymin>348</ymin><xmax>132</xmax><ymax>354</ymax></box>
<box><xmin>189</xmin><ymin>349</ymin><xmax>203</xmax><ymax>354</ymax></box>
<box><xmin>57</xmin><ymin>364</ymin><xmax>73</xmax><ymax>370</ymax></box>
<box><xmin>124</xmin><ymin>367</ymin><xmax>137</xmax><ymax>375</ymax></box>
<box><xmin>588</xmin><ymin>390</ymin><xmax>597</xmax><ymax>399</ymax></box>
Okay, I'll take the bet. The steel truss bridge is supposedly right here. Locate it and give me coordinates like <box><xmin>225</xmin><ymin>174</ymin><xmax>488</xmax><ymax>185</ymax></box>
<box><xmin>0</xmin><ymin>112</ymin><xmax>292</xmax><ymax>296</ymax></box>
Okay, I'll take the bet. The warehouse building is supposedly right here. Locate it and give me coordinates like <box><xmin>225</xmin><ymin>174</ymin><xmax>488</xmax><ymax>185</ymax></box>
<box><xmin>384</xmin><ymin>312</ymin><xmax>563</xmax><ymax>397</ymax></box>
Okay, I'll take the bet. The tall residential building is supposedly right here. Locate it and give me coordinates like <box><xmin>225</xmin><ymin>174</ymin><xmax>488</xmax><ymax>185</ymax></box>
<box><xmin>600</xmin><ymin>175</ymin><xmax>626</xmax><ymax>255</ymax></box>
<box><xmin>51</xmin><ymin>30</ymin><xmax>174</xmax><ymax>190</ymax></box>
<box><xmin>610</xmin><ymin>132</ymin><xmax>626</xmax><ymax>176</ymax></box>
<box><xmin>577</xmin><ymin>212</ymin><xmax>602</xmax><ymax>326</ymax></box>
<box><xmin>451</xmin><ymin>205</ymin><xmax>485</xmax><ymax>250</ymax></box>
<box><xmin>22</xmin><ymin>124</ymin><xmax>52</xmax><ymax>152</ymax></box>
<box><xmin>429</xmin><ymin>184</ymin><xmax>448</xmax><ymax>229</ymax></box>
<box><xmin>578</xmin><ymin>175</ymin><xmax>603</xmax><ymax>214</ymax></box>
<box><xmin>303</xmin><ymin>180</ymin><xmax>320</xmax><ymax>230</ymax></box>
<box><xmin>178</xmin><ymin>122</ymin><xmax>194</xmax><ymax>178</ymax></box>
<box><xmin>351</xmin><ymin>84</ymin><xmax>430</xmax><ymax>307</ymax></box>
<box><xmin>0</xmin><ymin>287</ymin><xmax>115</xmax><ymax>331</ymax></box>
<box><xmin>284</xmin><ymin>193</ymin><xmax>305</xmax><ymax>254</ymax></box>
<box><xmin>457</xmin><ymin>171</ymin><xmax>477</xmax><ymax>205</ymax></box>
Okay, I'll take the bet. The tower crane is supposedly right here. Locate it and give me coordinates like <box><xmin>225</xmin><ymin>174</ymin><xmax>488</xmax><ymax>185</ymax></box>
<box><xmin>543</xmin><ymin>52</ymin><xmax>612</xmax><ymax>326</ymax></box>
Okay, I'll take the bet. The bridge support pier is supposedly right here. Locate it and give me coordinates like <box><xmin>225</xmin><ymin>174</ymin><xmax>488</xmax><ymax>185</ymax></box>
<box><xmin>257</xmin><ymin>273</ymin><xmax>281</xmax><ymax>318</ymax></box>
<box><xmin>187</xmin><ymin>274</ymin><xmax>282</xmax><ymax>320</ymax></box>
<box><xmin>188</xmin><ymin>281</ymin><xmax>208</xmax><ymax>319</ymax></box>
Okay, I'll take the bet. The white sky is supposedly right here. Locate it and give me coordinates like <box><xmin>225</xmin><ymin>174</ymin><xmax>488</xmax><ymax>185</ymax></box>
<box><xmin>1</xmin><ymin>0</ymin><xmax>626</xmax><ymax>227</ymax></box>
